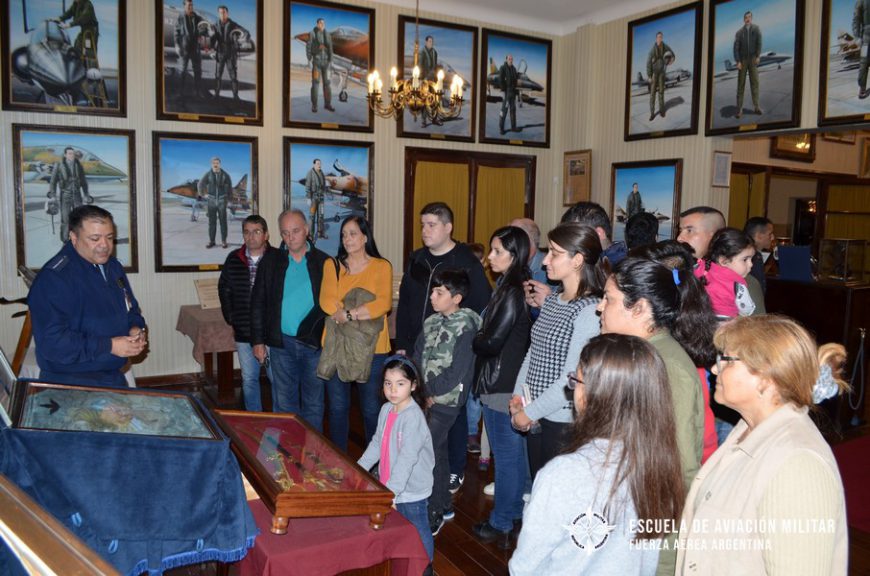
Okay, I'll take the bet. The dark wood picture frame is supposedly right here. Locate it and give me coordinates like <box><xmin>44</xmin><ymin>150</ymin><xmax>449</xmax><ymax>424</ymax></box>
<box><xmin>478</xmin><ymin>28</ymin><xmax>552</xmax><ymax>148</ymax></box>
<box><xmin>610</xmin><ymin>159</ymin><xmax>683</xmax><ymax>243</ymax></box>
<box><xmin>769</xmin><ymin>134</ymin><xmax>816</xmax><ymax>162</ymax></box>
<box><xmin>396</xmin><ymin>15</ymin><xmax>478</xmax><ymax>142</ymax></box>
<box><xmin>1</xmin><ymin>0</ymin><xmax>127</xmax><ymax>116</ymax></box>
<box><xmin>563</xmin><ymin>149</ymin><xmax>591</xmax><ymax>206</ymax></box>
<box><xmin>283</xmin><ymin>137</ymin><xmax>373</xmax><ymax>257</ymax></box>
<box><xmin>155</xmin><ymin>0</ymin><xmax>264</xmax><ymax>125</ymax></box>
<box><xmin>12</xmin><ymin>124</ymin><xmax>138</xmax><ymax>272</ymax></box>
<box><xmin>284</xmin><ymin>0</ymin><xmax>375</xmax><ymax>132</ymax></box>
<box><xmin>818</xmin><ymin>0</ymin><xmax>870</xmax><ymax>126</ymax></box>
<box><xmin>705</xmin><ymin>0</ymin><xmax>805</xmax><ymax>136</ymax></box>
<box><xmin>624</xmin><ymin>2</ymin><xmax>703</xmax><ymax>141</ymax></box>
<box><xmin>153</xmin><ymin>132</ymin><xmax>258</xmax><ymax>273</ymax></box>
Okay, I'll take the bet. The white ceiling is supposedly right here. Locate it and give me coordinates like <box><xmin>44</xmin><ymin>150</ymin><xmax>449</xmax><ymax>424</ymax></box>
<box><xmin>380</xmin><ymin>0</ymin><xmax>668</xmax><ymax>35</ymax></box>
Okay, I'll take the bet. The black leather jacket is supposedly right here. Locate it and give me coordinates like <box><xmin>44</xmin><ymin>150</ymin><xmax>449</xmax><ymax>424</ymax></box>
<box><xmin>473</xmin><ymin>284</ymin><xmax>531</xmax><ymax>395</ymax></box>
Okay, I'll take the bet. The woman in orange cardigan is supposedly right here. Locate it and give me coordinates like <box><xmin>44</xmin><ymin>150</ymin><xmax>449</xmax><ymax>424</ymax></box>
<box><xmin>320</xmin><ymin>216</ymin><xmax>393</xmax><ymax>451</ymax></box>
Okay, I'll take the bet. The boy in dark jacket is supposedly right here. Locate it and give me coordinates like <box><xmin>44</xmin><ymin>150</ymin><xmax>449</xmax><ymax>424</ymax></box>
<box><xmin>413</xmin><ymin>269</ymin><xmax>480</xmax><ymax>537</ymax></box>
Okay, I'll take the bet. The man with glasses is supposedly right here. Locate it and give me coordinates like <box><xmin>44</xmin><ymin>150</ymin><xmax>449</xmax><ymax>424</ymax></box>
<box><xmin>219</xmin><ymin>215</ymin><xmax>275</xmax><ymax>411</ymax></box>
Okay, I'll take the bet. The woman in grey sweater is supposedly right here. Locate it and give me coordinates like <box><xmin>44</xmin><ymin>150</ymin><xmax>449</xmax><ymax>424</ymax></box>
<box><xmin>510</xmin><ymin>334</ymin><xmax>685</xmax><ymax>576</ymax></box>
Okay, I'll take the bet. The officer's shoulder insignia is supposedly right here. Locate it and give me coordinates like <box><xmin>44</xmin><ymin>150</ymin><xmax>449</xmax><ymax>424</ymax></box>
<box><xmin>48</xmin><ymin>255</ymin><xmax>69</xmax><ymax>271</ymax></box>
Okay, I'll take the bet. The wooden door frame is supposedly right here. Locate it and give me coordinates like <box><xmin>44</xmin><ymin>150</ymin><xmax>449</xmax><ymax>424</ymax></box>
<box><xmin>403</xmin><ymin>148</ymin><xmax>536</xmax><ymax>263</ymax></box>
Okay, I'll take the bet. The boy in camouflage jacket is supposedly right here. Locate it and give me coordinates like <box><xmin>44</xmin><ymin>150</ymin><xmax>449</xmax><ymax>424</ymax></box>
<box><xmin>413</xmin><ymin>269</ymin><xmax>481</xmax><ymax>535</ymax></box>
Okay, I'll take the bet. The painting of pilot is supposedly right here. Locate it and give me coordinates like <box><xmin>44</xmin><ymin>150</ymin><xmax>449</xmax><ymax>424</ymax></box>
<box><xmin>610</xmin><ymin>160</ymin><xmax>682</xmax><ymax>244</ymax></box>
<box><xmin>156</xmin><ymin>0</ymin><xmax>263</xmax><ymax>125</ymax></box>
<box><xmin>2</xmin><ymin>0</ymin><xmax>125</xmax><ymax>116</ymax></box>
<box><xmin>285</xmin><ymin>0</ymin><xmax>374</xmax><ymax>132</ymax></box>
<box><xmin>13</xmin><ymin>125</ymin><xmax>137</xmax><ymax>271</ymax></box>
<box><xmin>153</xmin><ymin>132</ymin><xmax>258</xmax><ymax>272</ymax></box>
<box><xmin>705</xmin><ymin>0</ymin><xmax>804</xmax><ymax>135</ymax></box>
<box><xmin>397</xmin><ymin>16</ymin><xmax>477</xmax><ymax>142</ymax></box>
<box><xmin>624</xmin><ymin>3</ymin><xmax>702</xmax><ymax>141</ymax></box>
<box><xmin>479</xmin><ymin>29</ymin><xmax>551</xmax><ymax>147</ymax></box>
<box><xmin>818</xmin><ymin>0</ymin><xmax>870</xmax><ymax>125</ymax></box>
<box><xmin>283</xmin><ymin>138</ymin><xmax>373</xmax><ymax>257</ymax></box>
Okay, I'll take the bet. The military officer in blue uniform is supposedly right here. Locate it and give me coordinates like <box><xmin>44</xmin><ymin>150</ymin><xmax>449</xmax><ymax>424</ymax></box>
<box><xmin>28</xmin><ymin>206</ymin><xmax>147</xmax><ymax>388</ymax></box>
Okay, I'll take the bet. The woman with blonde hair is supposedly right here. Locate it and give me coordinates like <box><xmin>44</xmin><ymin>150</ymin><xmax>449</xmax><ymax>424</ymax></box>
<box><xmin>677</xmin><ymin>315</ymin><xmax>847</xmax><ymax>575</ymax></box>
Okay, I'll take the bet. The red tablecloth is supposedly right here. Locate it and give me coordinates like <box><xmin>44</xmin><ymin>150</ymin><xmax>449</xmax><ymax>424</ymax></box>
<box><xmin>175</xmin><ymin>305</ymin><xmax>235</xmax><ymax>364</ymax></box>
<box><xmin>239</xmin><ymin>499</ymin><xmax>429</xmax><ymax>576</ymax></box>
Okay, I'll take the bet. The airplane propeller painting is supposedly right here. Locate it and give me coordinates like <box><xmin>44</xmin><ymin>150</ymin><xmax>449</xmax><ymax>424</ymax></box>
<box><xmin>485</xmin><ymin>57</ymin><xmax>543</xmax><ymax>105</ymax></box>
<box><xmin>293</xmin><ymin>26</ymin><xmax>368</xmax><ymax>102</ymax></box>
<box><xmin>21</xmin><ymin>145</ymin><xmax>127</xmax><ymax>183</ymax></box>
<box><xmin>165</xmin><ymin>174</ymin><xmax>251</xmax><ymax>222</ymax></box>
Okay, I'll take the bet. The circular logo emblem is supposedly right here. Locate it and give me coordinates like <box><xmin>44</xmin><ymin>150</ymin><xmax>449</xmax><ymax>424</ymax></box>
<box><xmin>565</xmin><ymin>507</ymin><xmax>616</xmax><ymax>556</ymax></box>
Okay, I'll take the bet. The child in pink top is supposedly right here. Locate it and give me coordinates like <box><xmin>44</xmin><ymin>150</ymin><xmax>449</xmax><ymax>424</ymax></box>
<box><xmin>694</xmin><ymin>228</ymin><xmax>756</xmax><ymax>320</ymax></box>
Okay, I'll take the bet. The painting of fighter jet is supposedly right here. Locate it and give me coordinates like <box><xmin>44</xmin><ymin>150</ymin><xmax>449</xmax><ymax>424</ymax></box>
<box><xmin>625</xmin><ymin>2</ymin><xmax>702</xmax><ymax>141</ymax></box>
<box><xmin>13</xmin><ymin>125</ymin><xmax>137</xmax><ymax>271</ymax></box>
<box><xmin>397</xmin><ymin>16</ymin><xmax>477</xmax><ymax>142</ymax></box>
<box><xmin>610</xmin><ymin>160</ymin><xmax>683</xmax><ymax>244</ymax></box>
<box><xmin>153</xmin><ymin>132</ymin><xmax>258</xmax><ymax>272</ymax></box>
<box><xmin>285</xmin><ymin>0</ymin><xmax>374</xmax><ymax>132</ymax></box>
<box><xmin>706</xmin><ymin>0</ymin><xmax>804</xmax><ymax>135</ymax></box>
<box><xmin>284</xmin><ymin>138</ymin><xmax>373</xmax><ymax>257</ymax></box>
<box><xmin>2</xmin><ymin>0</ymin><xmax>125</xmax><ymax>116</ymax></box>
<box><xmin>479</xmin><ymin>29</ymin><xmax>551</xmax><ymax>147</ymax></box>
<box><xmin>156</xmin><ymin>0</ymin><xmax>263</xmax><ymax>125</ymax></box>
<box><xmin>819</xmin><ymin>0</ymin><xmax>870</xmax><ymax>125</ymax></box>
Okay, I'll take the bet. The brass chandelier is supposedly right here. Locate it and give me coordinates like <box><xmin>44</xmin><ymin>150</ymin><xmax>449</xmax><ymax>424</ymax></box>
<box><xmin>366</xmin><ymin>0</ymin><xmax>464</xmax><ymax>122</ymax></box>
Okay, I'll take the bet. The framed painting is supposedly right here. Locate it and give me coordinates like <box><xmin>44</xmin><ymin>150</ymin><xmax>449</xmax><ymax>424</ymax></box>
<box><xmin>819</xmin><ymin>0</ymin><xmax>870</xmax><ymax>125</ymax></box>
<box><xmin>478</xmin><ymin>29</ymin><xmax>551</xmax><ymax>147</ymax></box>
<box><xmin>822</xmin><ymin>131</ymin><xmax>857</xmax><ymax>143</ymax></box>
<box><xmin>396</xmin><ymin>16</ymin><xmax>477</xmax><ymax>142</ymax></box>
<box><xmin>610</xmin><ymin>159</ymin><xmax>683</xmax><ymax>243</ymax></box>
<box><xmin>624</xmin><ymin>2</ymin><xmax>703</xmax><ymax>141</ymax></box>
<box><xmin>769</xmin><ymin>133</ymin><xmax>815</xmax><ymax>161</ymax></box>
<box><xmin>284</xmin><ymin>0</ymin><xmax>374</xmax><ymax>132</ymax></box>
<box><xmin>712</xmin><ymin>150</ymin><xmax>733</xmax><ymax>187</ymax></box>
<box><xmin>12</xmin><ymin>124</ymin><xmax>137</xmax><ymax>272</ymax></box>
<box><xmin>155</xmin><ymin>0</ymin><xmax>263</xmax><ymax>125</ymax></box>
<box><xmin>11</xmin><ymin>380</ymin><xmax>221</xmax><ymax>439</ymax></box>
<box><xmin>705</xmin><ymin>0</ymin><xmax>805</xmax><ymax>136</ymax></box>
<box><xmin>563</xmin><ymin>149</ymin><xmax>591</xmax><ymax>206</ymax></box>
<box><xmin>283</xmin><ymin>137</ymin><xmax>372</xmax><ymax>257</ymax></box>
<box><xmin>153</xmin><ymin>132</ymin><xmax>258</xmax><ymax>272</ymax></box>
<box><xmin>1</xmin><ymin>0</ymin><xmax>126</xmax><ymax>116</ymax></box>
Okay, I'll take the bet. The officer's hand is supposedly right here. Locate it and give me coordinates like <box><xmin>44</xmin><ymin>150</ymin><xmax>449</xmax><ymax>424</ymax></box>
<box><xmin>523</xmin><ymin>279</ymin><xmax>550</xmax><ymax>308</ymax></box>
<box><xmin>129</xmin><ymin>326</ymin><xmax>148</xmax><ymax>346</ymax></box>
<box><xmin>111</xmin><ymin>335</ymin><xmax>146</xmax><ymax>358</ymax></box>
<box><xmin>253</xmin><ymin>344</ymin><xmax>267</xmax><ymax>364</ymax></box>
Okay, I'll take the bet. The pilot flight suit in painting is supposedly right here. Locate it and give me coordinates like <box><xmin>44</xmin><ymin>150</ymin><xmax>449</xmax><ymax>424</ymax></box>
<box><xmin>733</xmin><ymin>21</ymin><xmax>762</xmax><ymax>116</ymax></box>
<box><xmin>212</xmin><ymin>17</ymin><xmax>241</xmax><ymax>100</ymax></box>
<box><xmin>853</xmin><ymin>0</ymin><xmax>870</xmax><ymax>98</ymax></box>
<box><xmin>306</xmin><ymin>24</ymin><xmax>334</xmax><ymax>112</ymax></box>
<box><xmin>646</xmin><ymin>39</ymin><xmax>674</xmax><ymax>120</ymax></box>
<box><xmin>498</xmin><ymin>59</ymin><xmax>518</xmax><ymax>135</ymax></box>
<box><xmin>175</xmin><ymin>8</ymin><xmax>205</xmax><ymax>97</ymax></box>
<box><xmin>199</xmin><ymin>167</ymin><xmax>233</xmax><ymax>248</ymax></box>
<box><xmin>48</xmin><ymin>157</ymin><xmax>93</xmax><ymax>242</ymax></box>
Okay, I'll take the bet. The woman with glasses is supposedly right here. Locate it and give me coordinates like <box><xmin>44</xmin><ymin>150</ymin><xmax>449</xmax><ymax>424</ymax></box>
<box><xmin>596</xmin><ymin>255</ymin><xmax>712</xmax><ymax>575</ymax></box>
<box><xmin>471</xmin><ymin>226</ymin><xmax>533</xmax><ymax>548</ymax></box>
<box><xmin>510</xmin><ymin>334</ymin><xmax>685</xmax><ymax>575</ymax></box>
<box><xmin>509</xmin><ymin>223</ymin><xmax>605</xmax><ymax>480</ymax></box>
<box><xmin>677</xmin><ymin>315</ymin><xmax>847</xmax><ymax>575</ymax></box>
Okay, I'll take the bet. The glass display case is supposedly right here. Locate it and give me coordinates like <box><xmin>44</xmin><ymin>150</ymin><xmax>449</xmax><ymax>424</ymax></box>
<box><xmin>211</xmin><ymin>410</ymin><xmax>394</xmax><ymax>535</ymax></box>
<box><xmin>819</xmin><ymin>238</ymin><xmax>866</xmax><ymax>283</ymax></box>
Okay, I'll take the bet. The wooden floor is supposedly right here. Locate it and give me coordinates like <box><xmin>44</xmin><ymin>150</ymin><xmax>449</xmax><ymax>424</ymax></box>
<box><xmin>163</xmin><ymin>379</ymin><xmax>868</xmax><ymax>576</ymax></box>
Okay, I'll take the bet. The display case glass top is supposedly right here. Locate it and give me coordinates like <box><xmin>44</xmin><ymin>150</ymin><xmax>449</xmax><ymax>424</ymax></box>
<box><xmin>12</xmin><ymin>381</ymin><xmax>220</xmax><ymax>440</ymax></box>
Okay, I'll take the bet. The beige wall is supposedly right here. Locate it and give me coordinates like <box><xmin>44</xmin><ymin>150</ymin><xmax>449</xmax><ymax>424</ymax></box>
<box><xmin>0</xmin><ymin>0</ymin><xmax>846</xmax><ymax>378</ymax></box>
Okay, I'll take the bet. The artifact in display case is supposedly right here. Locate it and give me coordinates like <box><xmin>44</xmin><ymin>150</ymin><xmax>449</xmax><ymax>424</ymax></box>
<box><xmin>11</xmin><ymin>381</ymin><xmax>221</xmax><ymax>440</ymax></box>
<box><xmin>212</xmin><ymin>410</ymin><xmax>394</xmax><ymax>534</ymax></box>
<box><xmin>819</xmin><ymin>238</ymin><xmax>867</xmax><ymax>283</ymax></box>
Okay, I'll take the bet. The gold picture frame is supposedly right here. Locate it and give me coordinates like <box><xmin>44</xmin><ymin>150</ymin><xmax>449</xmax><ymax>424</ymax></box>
<box><xmin>563</xmin><ymin>149</ymin><xmax>591</xmax><ymax>206</ymax></box>
<box><xmin>860</xmin><ymin>138</ymin><xmax>870</xmax><ymax>179</ymax></box>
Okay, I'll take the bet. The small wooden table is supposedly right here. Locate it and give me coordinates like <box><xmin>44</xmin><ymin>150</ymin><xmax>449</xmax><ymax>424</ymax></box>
<box><xmin>175</xmin><ymin>305</ymin><xmax>237</xmax><ymax>407</ymax></box>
